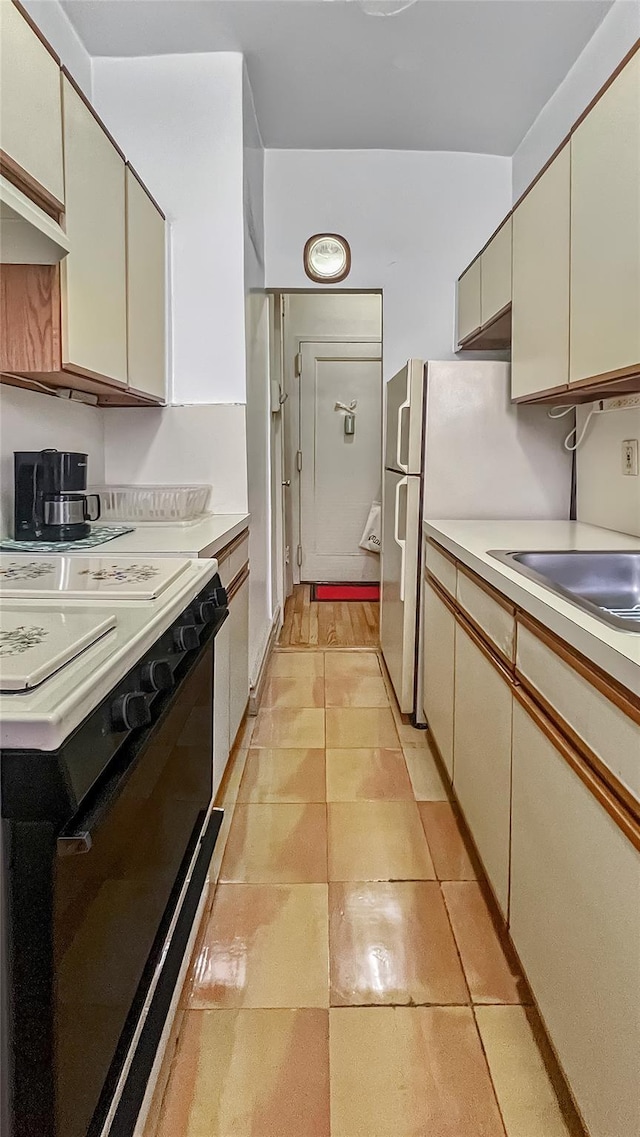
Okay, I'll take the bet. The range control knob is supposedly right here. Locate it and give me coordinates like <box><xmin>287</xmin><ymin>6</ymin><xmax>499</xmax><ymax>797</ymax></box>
<box><xmin>140</xmin><ymin>660</ymin><xmax>174</xmax><ymax>693</ymax></box>
<box><xmin>111</xmin><ymin>691</ymin><xmax>152</xmax><ymax>732</ymax></box>
<box><xmin>173</xmin><ymin>624</ymin><xmax>201</xmax><ymax>652</ymax></box>
<box><xmin>207</xmin><ymin>586</ymin><xmax>228</xmax><ymax>609</ymax></box>
<box><xmin>194</xmin><ymin>600</ymin><xmax>215</xmax><ymax>623</ymax></box>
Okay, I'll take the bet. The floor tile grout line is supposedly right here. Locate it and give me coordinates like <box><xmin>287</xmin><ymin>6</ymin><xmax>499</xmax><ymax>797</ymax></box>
<box><xmin>470</xmin><ymin>1002</ymin><xmax>510</xmax><ymax>1137</ymax></box>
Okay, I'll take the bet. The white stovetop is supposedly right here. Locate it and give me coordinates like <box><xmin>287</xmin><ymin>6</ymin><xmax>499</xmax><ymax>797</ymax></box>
<box><xmin>0</xmin><ymin>608</ymin><xmax>116</xmax><ymax>691</ymax></box>
<box><xmin>0</xmin><ymin>554</ymin><xmax>192</xmax><ymax>600</ymax></box>
<box><xmin>423</xmin><ymin>520</ymin><xmax>640</xmax><ymax>696</ymax></box>
<box><xmin>0</xmin><ymin>557</ymin><xmax>219</xmax><ymax>750</ymax></box>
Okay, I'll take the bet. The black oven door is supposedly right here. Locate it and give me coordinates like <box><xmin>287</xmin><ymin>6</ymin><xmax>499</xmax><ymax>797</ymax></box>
<box><xmin>54</xmin><ymin>640</ymin><xmax>214</xmax><ymax>1137</ymax></box>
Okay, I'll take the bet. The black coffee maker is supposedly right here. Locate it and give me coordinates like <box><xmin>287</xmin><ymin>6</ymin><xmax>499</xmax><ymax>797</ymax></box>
<box><xmin>14</xmin><ymin>450</ymin><xmax>101</xmax><ymax>542</ymax></box>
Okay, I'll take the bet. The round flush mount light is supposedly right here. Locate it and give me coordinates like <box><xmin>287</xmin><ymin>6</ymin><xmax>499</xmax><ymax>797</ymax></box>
<box><xmin>303</xmin><ymin>233</ymin><xmax>351</xmax><ymax>283</ymax></box>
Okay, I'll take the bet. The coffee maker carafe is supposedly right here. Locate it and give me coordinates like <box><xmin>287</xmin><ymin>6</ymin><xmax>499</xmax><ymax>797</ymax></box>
<box><xmin>14</xmin><ymin>450</ymin><xmax>101</xmax><ymax>542</ymax></box>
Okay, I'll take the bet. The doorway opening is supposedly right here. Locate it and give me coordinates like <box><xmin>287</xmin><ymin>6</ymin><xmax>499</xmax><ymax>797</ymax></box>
<box><xmin>268</xmin><ymin>290</ymin><xmax>383</xmax><ymax>648</ymax></box>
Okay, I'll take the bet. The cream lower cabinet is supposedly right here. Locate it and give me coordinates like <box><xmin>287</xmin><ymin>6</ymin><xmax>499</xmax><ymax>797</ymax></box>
<box><xmin>228</xmin><ymin>576</ymin><xmax>250</xmax><ymax>750</ymax></box>
<box><xmin>570</xmin><ymin>51</ymin><xmax>640</xmax><ymax>384</ymax></box>
<box><xmin>510</xmin><ymin>697</ymin><xmax>640</xmax><ymax>1137</ymax></box>
<box><xmin>422</xmin><ymin>577</ymin><xmax>456</xmax><ymax>777</ymax></box>
<box><xmin>213</xmin><ymin>616</ymin><xmax>231</xmax><ymax>797</ymax></box>
<box><xmin>453</xmin><ymin>620</ymin><xmax>513</xmax><ymax>916</ymax></box>
<box><xmin>61</xmin><ymin>76</ymin><xmax>127</xmax><ymax>384</ymax></box>
<box><xmin>511</xmin><ymin>143</ymin><xmax>570</xmax><ymax>400</ymax></box>
<box><xmin>126</xmin><ymin>166</ymin><xmax>166</xmax><ymax>400</ymax></box>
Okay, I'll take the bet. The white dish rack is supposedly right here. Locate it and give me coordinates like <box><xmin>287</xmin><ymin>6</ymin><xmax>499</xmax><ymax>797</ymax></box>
<box><xmin>90</xmin><ymin>485</ymin><xmax>212</xmax><ymax>525</ymax></box>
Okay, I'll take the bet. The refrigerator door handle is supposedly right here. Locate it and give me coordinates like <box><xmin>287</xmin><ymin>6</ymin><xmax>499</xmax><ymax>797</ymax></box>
<box><xmin>396</xmin><ymin>399</ymin><xmax>410</xmax><ymax>473</ymax></box>
<box><xmin>394</xmin><ymin>476</ymin><xmax>408</xmax><ymax>603</ymax></box>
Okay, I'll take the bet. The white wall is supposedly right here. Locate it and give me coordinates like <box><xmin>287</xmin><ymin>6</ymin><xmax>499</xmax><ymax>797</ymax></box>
<box><xmin>512</xmin><ymin>0</ymin><xmax>640</xmax><ymax>200</ymax></box>
<box><xmin>577</xmin><ymin>404</ymin><xmax>640</xmax><ymax>537</ymax></box>
<box><xmin>264</xmin><ymin>150</ymin><xmax>512</xmax><ymax>380</ymax></box>
<box><xmin>92</xmin><ymin>52</ymin><xmax>247</xmax><ymax>405</ymax></box>
<box><xmin>102</xmin><ymin>404</ymin><xmax>248</xmax><ymax>514</ymax></box>
<box><xmin>22</xmin><ymin>0</ymin><xmax>92</xmax><ymax>95</ymax></box>
<box><xmin>0</xmin><ymin>386</ymin><xmax>105</xmax><ymax>536</ymax></box>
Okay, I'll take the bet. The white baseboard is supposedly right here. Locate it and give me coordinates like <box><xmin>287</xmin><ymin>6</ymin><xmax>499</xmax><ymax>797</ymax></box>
<box><xmin>249</xmin><ymin>607</ymin><xmax>281</xmax><ymax>715</ymax></box>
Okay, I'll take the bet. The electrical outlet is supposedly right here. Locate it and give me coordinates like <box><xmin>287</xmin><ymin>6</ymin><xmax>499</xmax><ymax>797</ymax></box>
<box><xmin>622</xmin><ymin>439</ymin><xmax>639</xmax><ymax>476</ymax></box>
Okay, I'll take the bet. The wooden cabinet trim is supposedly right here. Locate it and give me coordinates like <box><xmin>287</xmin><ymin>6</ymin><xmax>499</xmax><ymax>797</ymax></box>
<box><xmin>569</xmin><ymin>363</ymin><xmax>640</xmax><ymax>390</ymax></box>
<box><xmin>514</xmin><ymin>685</ymin><xmax>640</xmax><ymax>853</ymax></box>
<box><xmin>217</xmin><ymin>528</ymin><xmax>250</xmax><ymax>567</ymax></box>
<box><xmin>455</xmin><ymin>608</ymin><xmax>516</xmax><ymax>686</ymax></box>
<box><xmin>458</xmin><ymin>562</ymin><xmax>516</xmax><ymax>614</ymax></box>
<box><xmin>426</xmin><ymin>537</ymin><xmax>457</xmax><ymax>568</ymax></box>
<box><xmin>61</xmin><ymin>66</ymin><xmax>126</xmax><ymax>163</ymax></box>
<box><xmin>459</xmin><ymin>39</ymin><xmax>640</xmax><ymax>294</ymax></box>
<box><xmin>457</xmin><ymin>303</ymin><xmax>512</xmax><ymax>351</ymax></box>
<box><xmin>227</xmin><ymin>562</ymin><xmax>250</xmax><ymax>603</ymax></box>
<box><xmin>425</xmin><ymin>570</ymin><xmax>459</xmax><ymax>618</ymax></box>
<box><xmin>456</xmin><ymin>214</ymin><xmax>514</xmax><ymax>280</ymax></box>
<box><xmin>11</xmin><ymin>0</ymin><xmax>59</xmax><ymax>63</ymax></box>
<box><xmin>0</xmin><ymin>150</ymin><xmax>64</xmax><ymax>220</ymax></box>
<box><xmin>518</xmin><ymin>612</ymin><xmax>640</xmax><ymax>722</ymax></box>
<box><xmin>126</xmin><ymin>161</ymin><xmax>166</xmax><ymax>221</ymax></box>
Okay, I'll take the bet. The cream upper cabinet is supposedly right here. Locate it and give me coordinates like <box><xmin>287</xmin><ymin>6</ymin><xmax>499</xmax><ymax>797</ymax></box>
<box><xmin>422</xmin><ymin>577</ymin><xmax>456</xmax><ymax>777</ymax></box>
<box><xmin>126</xmin><ymin>167</ymin><xmax>166</xmax><ymax>400</ymax></box>
<box><xmin>480</xmin><ymin>217</ymin><xmax>512</xmax><ymax>326</ymax></box>
<box><xmin>570</xmin><ymin>52</ymin><xmax>640</xmax><ymax>384</ymax></box>
<box><xmin>0</xmin><ymin>1</ymin><xmax>64</xmax><ymax>206</ymax></box>
<box><xmin>510</xmin><ymin>698</ymin><xmax>640</xmax><ymax>1137</ymax></box>
<box><xmin>456</xmin><ymin>258</ymin><xmax>481</xmax><ymax>346</ymax></box>
<box><xmin>61</xmin><ymin>76</ymin><xmax>127</xmax><ymax>383</ymax></box>
<box><xmin>453</xmin><ymin>623</ymin><xmax>513</xmax><ymax>916</ymax></box>
<box><xmin>511</xmin><ymin>143</ymin><xmax>570</xmax><ymax>400</ymax></box>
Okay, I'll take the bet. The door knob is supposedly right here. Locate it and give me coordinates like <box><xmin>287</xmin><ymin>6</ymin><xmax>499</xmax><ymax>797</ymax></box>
<box><xmin>282</xmin><ymin>480</ymin><xmax>291</xmax><ymax>487</ymax></box>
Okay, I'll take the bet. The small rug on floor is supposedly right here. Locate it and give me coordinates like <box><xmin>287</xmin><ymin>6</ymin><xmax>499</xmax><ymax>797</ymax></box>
<box><xmin>311</xmin><ymin>582</ymin><xmax>380</xmax><ymax>602</ymax></box>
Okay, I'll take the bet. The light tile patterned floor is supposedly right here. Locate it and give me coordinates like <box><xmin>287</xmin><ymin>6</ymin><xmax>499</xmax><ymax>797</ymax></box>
<box><xmin>148</xmin><ymin>648</ymin><xmax>585</xmax><ymax>1137</ymax></box>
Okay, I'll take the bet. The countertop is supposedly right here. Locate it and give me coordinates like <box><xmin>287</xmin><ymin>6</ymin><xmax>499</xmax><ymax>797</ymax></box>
<box><xmin>80</xmin><ymin>513</ymin><xmax>250</xmax><ymax>560</ymax></box>
<box><xmin>423</xmin><ymin>520</ymin><xmax>640</xmax><ymax>697</ymax></box>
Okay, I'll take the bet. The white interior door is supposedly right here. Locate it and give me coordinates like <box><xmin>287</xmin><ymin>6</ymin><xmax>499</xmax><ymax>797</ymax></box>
<box><xmin>299</xmin><ymin>340</ymin><xmax>382</xmax><ymax>582</ymax></box>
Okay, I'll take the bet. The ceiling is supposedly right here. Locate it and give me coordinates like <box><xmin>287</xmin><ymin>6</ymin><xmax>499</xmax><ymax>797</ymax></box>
<box><xmin>61</xmin><ymin>0</ymin><xmax>614</xmax><ymax>153</ymax></box>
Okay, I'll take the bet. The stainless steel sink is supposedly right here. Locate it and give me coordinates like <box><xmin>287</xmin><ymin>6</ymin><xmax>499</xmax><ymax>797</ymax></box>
<box><xmin>488</xmin><ymin>550</ymin><xmax>640</xmax><ymax>632</ymax></box>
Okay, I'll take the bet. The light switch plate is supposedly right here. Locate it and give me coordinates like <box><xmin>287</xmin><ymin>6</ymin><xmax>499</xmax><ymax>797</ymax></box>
<box><xmin>622</xmin><ymin>439</ymin><xmax>639</xmax><ymax>476</ymax></box>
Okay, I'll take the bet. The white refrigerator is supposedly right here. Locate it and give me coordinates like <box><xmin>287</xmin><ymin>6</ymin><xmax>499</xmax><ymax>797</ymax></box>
<box><xmin>380</xmin><ymin>359</ymin><xmax>572</xmax><ymax>721</ymax></box>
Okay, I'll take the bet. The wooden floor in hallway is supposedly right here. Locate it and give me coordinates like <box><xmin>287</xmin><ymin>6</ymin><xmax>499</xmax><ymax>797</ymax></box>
<box><xmin>279</xmin><ymin>584</ymin><xmax>379</xmax><ymax>648</ymax></box>
<box><xmin>146</xmin><ymin>647</ymin><xmax>585</xmax><ymax>1137</ymax></box>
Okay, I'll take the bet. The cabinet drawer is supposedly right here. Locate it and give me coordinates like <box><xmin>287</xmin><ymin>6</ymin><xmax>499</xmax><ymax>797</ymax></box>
<box><xmin>516</xmin><ymin>622</ymin><xmax>640</xmax><ymax>805</ymax></box>
<box><xmin>510</xmin><ymin>697</ymin><xmax>640</xmax><ymax>1137</ymax></box>
<box><xmin>424</xmin><ymin>540</ymin><xmax>457</xmax><ymax>598</ymax></box>
<box><xmin>457</xmin><ymin>568</ymin><xmax>515</xmax><ymax>664</ymax></box>
<box><xmin>217</xmin><ymin>532</ymin><xmax>250</xmax><ymax>590</ymax></box>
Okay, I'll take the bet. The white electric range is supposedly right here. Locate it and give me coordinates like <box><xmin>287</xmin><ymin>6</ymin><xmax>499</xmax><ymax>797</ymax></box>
<box><xmin>1</xmin><ymin>552</ymin><xmax>229</xmax><ymax>1137</ymax></box>
<box><xmin>0</xmin><ymin>553</ymin><xmax>219</xmax><ymax>749</ymax></box>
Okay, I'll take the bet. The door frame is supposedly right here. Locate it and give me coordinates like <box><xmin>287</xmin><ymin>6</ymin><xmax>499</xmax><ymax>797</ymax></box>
<box><xmin>279</xmin><ymin>295</ymin><xmax>383</xmax><ymax>587</ymax></box>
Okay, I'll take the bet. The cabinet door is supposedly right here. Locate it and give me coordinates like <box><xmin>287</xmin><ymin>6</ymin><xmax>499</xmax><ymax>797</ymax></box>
<box><xmin>570</xmin><ymin>52</ymin><xmax>640</xmax><ymax>384</ymax></box>
<box><xmin>480</xmin><ymin>217</ymin><xmax>512</xmax><ymax>326</ymax></box>
<box><xmin>213</xmin><ymin>617</ymin><xmax>231</xmax><ymax>797</ymax></box>
<box><xmin>422</xmin><ymin>578</ymin><xmax>455</xmax><ymax>777</ymax></box>
<box><xmin>126</xmin><ymin>167</ymin><xmax>166</xmax><ymax>400</ymax></box>
<box><xmin>61</xmin><ymin>77</ymin><xmax>127</xmax><ymax>383</ymax></box>
<box><xmin>456</xmin><ymin>259</ymin><xmax>481</xmax><ymax>346</ymax></box>
<box><xmin>510</xmin><ymin>698</ymin><xmax>640</xmax><ymax>1137</ymax></box>
<box><xmin>453</xmin><ymin>622</ymin><xmax>513</xmax><ymax>916</ymax></box>
<box><xmin>511</xmin><ymin>144</ymin><xmax>570</xmax><ymax>399</ymax></box>
<box><xmin>228</xmin><ymin>578</ymin><xmax>249</xmax><ymax>749</ymax></box>
<box><xmin>0</xmin><ymin>1</ymin><xmax>64</xmax><ymax>206</ymax></box>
